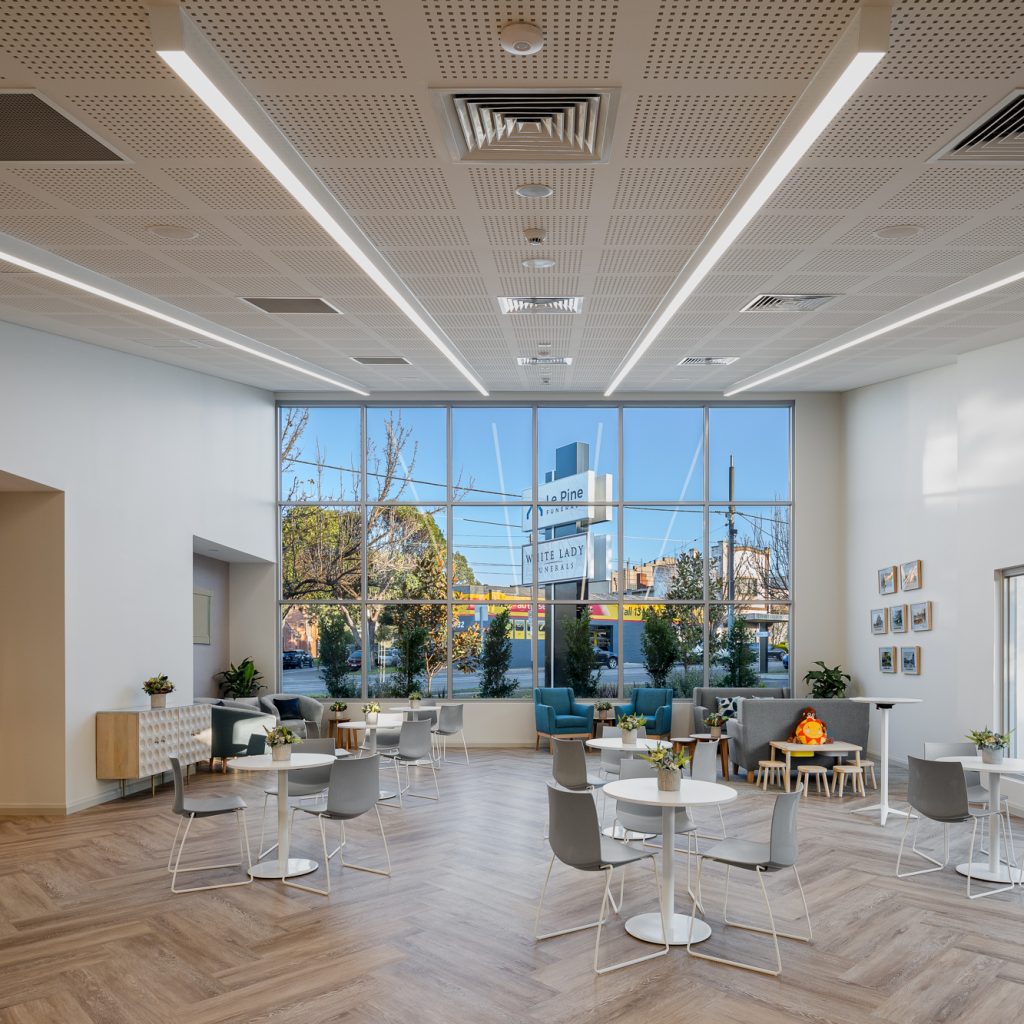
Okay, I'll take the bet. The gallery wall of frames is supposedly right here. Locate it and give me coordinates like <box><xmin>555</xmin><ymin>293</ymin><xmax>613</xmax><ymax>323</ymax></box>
<box><xmin>872</xmin><ymin>559</ymin><xmax>931</xmax><ymax>676</ymax></box>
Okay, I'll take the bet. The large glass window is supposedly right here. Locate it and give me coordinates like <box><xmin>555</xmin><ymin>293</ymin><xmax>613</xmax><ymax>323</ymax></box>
<box><xmin>278</xmin><ymin>404</ymin><xmax>792</xmax><ymax>698</ymax></box>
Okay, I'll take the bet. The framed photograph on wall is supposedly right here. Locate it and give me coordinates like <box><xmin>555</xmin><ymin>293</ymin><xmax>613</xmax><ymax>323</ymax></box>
<box><xmin>910</xmin><ymin>601</ymin><xmax>932</xmax><ymax>632</ymax></box>
<box><xmin>901</xmin><ymin>646</ymin><xmax>921</xmax><ymax>675</ymax></box>
<box><xmin>193</xmin><ymin>588</ymin><xmax>212</xmax><ymax>645</ymax></box>
<box><xmin>900</xmin><ymin>559</ymin><xmax>923</xmax><ymax>591</ymax></box>
<box><xmin>879</xmin><ymin>646</ymin><xmax>896</xmax><ymax>673</ymax></box>
<box><xmin>890</xmin><ymin>604</ymin><xmax>908</xmax><ymax>633</ymax></box>
<box><xmin>871</xmin><ymin>608</ymin><xmax>888</xmax><ymax>634</ymax></box>
<box><xmin>878</xmin><ymin>566</ymin><xmax>898</xmax><ymax>595</ymax></box>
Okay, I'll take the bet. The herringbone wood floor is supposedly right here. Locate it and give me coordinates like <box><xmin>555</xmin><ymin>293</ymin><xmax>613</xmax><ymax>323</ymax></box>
<box><xmin>1</xmin><ymin>750</ymin><xmax>1022</xmax><ymax>1024</ymax></box>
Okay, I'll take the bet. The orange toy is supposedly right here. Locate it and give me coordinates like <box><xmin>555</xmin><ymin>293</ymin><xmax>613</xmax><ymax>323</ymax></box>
<box><xmin>789</xmin><ymin>707</ymin><xmax>829</xmax><ymax>745</ymax></box>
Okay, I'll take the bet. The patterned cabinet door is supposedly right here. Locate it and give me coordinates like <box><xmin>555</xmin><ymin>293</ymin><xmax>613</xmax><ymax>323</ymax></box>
<box><xmin>178</xmin><ymin>704</ymin><xmax>212</xmax><ymax>766</ymax></box>
<box><xmin>137</xmin><ymin>708</ymin><xmax>179</xmax><ymax>776</ymax></box>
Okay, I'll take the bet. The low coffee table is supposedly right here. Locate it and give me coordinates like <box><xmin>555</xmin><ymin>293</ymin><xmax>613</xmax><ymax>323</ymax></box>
<box><xmin>672</xmin><ymin>734</ymin><xmax>730</xmax><ymax>780</ymax></box>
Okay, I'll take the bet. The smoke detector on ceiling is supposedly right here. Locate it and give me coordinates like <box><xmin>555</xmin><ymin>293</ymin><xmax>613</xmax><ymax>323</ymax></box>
<box><xmin>146</xmin><ymin>223</ymin><xmax>199</xmax><ymax>241</ymax></box>
<box><xmin>523</xmin><ymin>228</ymin><xmax>547</xmax><ymax>246</ymax></box>
<box><xmin>872</xmin><ymin>223</ymin><xmax>924</xmax><ymax>240</ymax></box>
<box><xmin>741</xmin><ymin>294</ymin><xmax>836</xmax><ymax>312</ymax></box>
<box><xmin>500</xmin><ymin>22</ymin><xmax>544</xmax><ymax>55</ymax></box>
<box><xmin>516</xmin><ymin>182</ymin><xmax>554</xmax><ymax>198</ymax></box>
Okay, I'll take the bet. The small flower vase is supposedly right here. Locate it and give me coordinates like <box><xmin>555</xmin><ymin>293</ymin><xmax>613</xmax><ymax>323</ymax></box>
<box><xmin>981</xmin><ymin>747</ymin><xmax>1004</xmax><ymax>765</ymax></box>
<box><xmin>621</xmin><ymin>729</ymin><xmax>637</xmax><ymax>746</ymax></box>
<box><xmin>657</xmin><ymin>766</ymin><xmax>681</xmax><ymax>792</ymax></box>
<box><xmin>709</xmin><ymin>725</ymin><xmax>722</xmax><ymax>740</ymax></box>
<box><xmin>271</xmin><ymin>744</ymin><xmax>291</xmax><ymax>762</ymax></box>
<box><xmin>366</xmin><ymin>712</ymin><xmax>379</xmax><ymax>726</ymax></box>
<box><xmin>149</xmin><ymin>693</ymin><xmax>167</xmax><ymax>709</ymax></box>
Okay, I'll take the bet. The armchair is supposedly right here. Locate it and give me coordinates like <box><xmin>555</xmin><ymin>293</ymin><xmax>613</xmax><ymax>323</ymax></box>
<box><xmin>534</xmin><ymin>688</ymin><xmax>595</xmax><ymax>750</ymax></box>
<box><xmin>259</xmin><ymin>693</ymin><xmax>325</xmax><ymax>738</ymax></box>
<box><xmin>209</xmin><ymin>705</ymin><xmax>276</xmax><ymax>772</ymax></box>
<box><xmin>614</xmin><ymin>687</ymin><xmax>673</xmax><ymax>738</ymax></box>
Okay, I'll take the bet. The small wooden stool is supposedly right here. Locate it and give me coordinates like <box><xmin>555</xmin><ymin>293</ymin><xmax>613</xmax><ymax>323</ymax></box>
<box><xmin>796</xmin><ymin>763</ymin><xmax>831</xmax><ymax>797</ymax></box>
<box><xmin>832</xmin><ymin>763</ymin><xmax>866</xmax><ymax>798</ymax></box>
<box><xmin>858</xmin><ymin>759</ymin><xmax>878</xmax><ymax>789</ymax></box>
<box><xmin>755</xmin><ymin>759</ymin><xmax>786</xmax><ymax>791</ymax></box>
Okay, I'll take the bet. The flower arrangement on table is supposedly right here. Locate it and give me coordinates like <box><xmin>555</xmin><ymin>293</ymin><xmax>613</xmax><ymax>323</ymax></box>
<box><xmin>328</xmin><ymin>701</ymin><xmax>348</xmax><ymax>713</ymax></box>
<box><xmin>409</xmin><ymin>690</ymin><xmax>423</xmax><ymax>703</ymax></box>
<box><xmin>703</xmin><ymin>710</ymin><xmax>727</xmax><ymax>734</ymax></box>
<box><xmin>967</xmin><ymin>727</ymin><xmax>1013</xmax><ymax>764</ymax></box>
<box><xmin>264</xmin><ymin>724</ymin><xmax>303</xmax><ymax>761</ymax></box>
<box><xmin>142</xmin><ymin>674</ymin><xmax>174</xmax><ymax>695</ymax></box>
<box><xmin>363</xmin><ymin>702</ymin><xmax>381</xmax><ymax>725</ymax></box>
<box><xmin>639</xmin><ymin>742</ymin><xmax>689</xmax><ymax>791</ymax></box>
<box><xmin>594</xmin><ymin>700</ymin><xmax>614</xmax><ymax>717</ymax></box>
<box><xmin>618</xmin><ymin>713</ymin><xmax>647</xmax><ymax>744</ymax></box>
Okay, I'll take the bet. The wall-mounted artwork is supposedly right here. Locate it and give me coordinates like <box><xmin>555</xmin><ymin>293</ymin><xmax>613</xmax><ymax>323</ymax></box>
<box><xmin>193</xmin><ymin>588</ymin><xmax>212</xmax><ymax>645</ymax></box>
<box><xmin>879</xmin><ymin>646</ymin><xmax>896</xmax><ymax>673</ymax></box>
<box><xmin>901</xmin><ymin>646</ymin><xmax>921</xmax><ymax>675</ymax></box>
<box><xmin>910</xmin><ymin>601</ymin><xmax>932</xmax><ymax>632</ymax></box>
<box><xmin>890</xmin><ymin>604</ymin><xmax>907</xmax><ymax>633</ymax></box>
<box><xmin>878</xmin><ymin>566</ymin><xmax>898</xmax><ymax>595</ymax></box>
<box><xmin>871</xmin><ymin>608</ymin><xmax>888</xmax><ymax>635</ymax></box>
<box><xmin>900</xmin><ymin>559</ymin><xmax>923</xmax><ymax>591</ymax></box>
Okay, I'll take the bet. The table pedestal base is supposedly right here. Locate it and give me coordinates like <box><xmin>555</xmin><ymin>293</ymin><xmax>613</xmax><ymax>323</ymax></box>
<box><xmin>849</xmin><ymin>802</ymin><xmax>913</xmax><ymax>826</ymax></box>
<box><xmin>249</xmin><ymin>857</ymin><xmax>318</xmax><ymax>879</ymax></box>
<box><xmin>624</xmin><ymin>912</ymin><xmax>711</xmax><ymax>946</ymax></box>
<box><xmin>602</xmin><ymin>824</ymin><xmax>655</xmax><ymax>841</ymax></box>
<box><xmin>955</xmin><ymin>861</ymin><xmax>1022</xmax><ymax>884</ymax></box>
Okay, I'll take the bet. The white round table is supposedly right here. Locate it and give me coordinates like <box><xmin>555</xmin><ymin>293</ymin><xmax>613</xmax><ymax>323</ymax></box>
<box><xmin>230</xmin><ymin>752</ymin><xmax>336</xmax><ymax>879</ymax></box>
<box><xmin>602</xmin><ymin>777</ymin><xmax>738</xmax><ymax>945</ymax></box>
<box><xmin>938</xmin><ymin>756</ymin><xmax>1024</xmax><ymax>884</ymax></box>
<box><xmin>336</xmin><ymin>722</ymin><xmax>397</xmax><ymax>799</ymax></box>
<box><xmin>586</xmin><ymin>737</ymin><xmax>664</xmax><ymax>839</ymax></box>
<box><xmin>849</xmin><ymin>697</ymin><xmax>922</xmax><ymax>826</ymax></box>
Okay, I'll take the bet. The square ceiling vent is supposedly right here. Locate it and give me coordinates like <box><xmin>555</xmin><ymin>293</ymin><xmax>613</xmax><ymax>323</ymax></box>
<box><xmin>934</xmin><ymin>90</ymin><xmax>1024</xmax><ymax>164</ymax></box>
<box><xmin>516</xmin><ymin>356</ymin><xmax>573</xmax><ymax>366</ymax></box>
<box><xmin>432</xmin><ymin>89</ymin><xmax>617</xmax><ymax>163</ymax></box>
<box><xmin>498</xmin><ymin>296</ymin><xmax>583</xmax><ymax>314</ymax></box>
<box><xmin>351</xmin><ymin>356</ymin><xmax>410</xmax><ymax>365</ymax></box>
<box><xmin>741</xmin><ymin>293</ymin><xmax>836</xmax><ymax>312</ymax></box>
<box><xmin>241</xmin><ymin>297</ymin><xmax>343</xmax><ymax>314</ymax></box>
<box><xmin>0</xmin><ymin>91</ymin><xmax>123</xmax><ymax>162</ymax></box>
<box><xmin>678</xmin><ymin>356</ymin><xmax>738</xmax><ymax>366</ymax></box>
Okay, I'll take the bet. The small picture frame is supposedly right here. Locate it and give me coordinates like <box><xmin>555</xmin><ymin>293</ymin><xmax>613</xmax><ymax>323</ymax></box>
<box><xmin>879</xmin><ymin>646</ymin><xmax>896</xmax><ymax>673</ymax></box>
<box><xmin>890</xmin><ymin>604</ymin><xmax>908</xmax><ymax>633</ymax></box>
<box><xmin>870</xmin><ymin>608</ymin><xmax>888</xmax><ymax>635</ymax></box>
<box><xmin>901</xmin><ymin>646</ymin><xmax>921</xmax><ymax>675</ymax></box>
<box><xmin>900</xmin><ymin>559</ymin><xmax>923</xmax><ymax>591</ymax></box>
<box><xmin>910</xmin><ymin>601</ymin><xmax>932</xmax><ymax>632</ymax></box>
<box><xmin>878</xmin><ymin>566</ymin><xmax>898</xmax><ymax>595</ymax></box>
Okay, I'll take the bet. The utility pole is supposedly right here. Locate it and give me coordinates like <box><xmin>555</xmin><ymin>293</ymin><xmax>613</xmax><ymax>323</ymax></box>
<box><xmin>726</xmin><ymin>455</ymin><xmax>736</xmax><ymax>629</ymax></box>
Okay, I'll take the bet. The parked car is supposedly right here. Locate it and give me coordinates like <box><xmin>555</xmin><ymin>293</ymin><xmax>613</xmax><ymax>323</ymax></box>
<box><xmin>594</xmin><ymin>648</ymin><xmax>618</xmax><ymax>669</ymax></box>
<box><xmin>782</xmin><ymin>652</ymin><xmax>789</xmax><ymax>670</ymax></box>
<box><xmin>746</xmin><ymin>643</ymin><xmax>786</xmax><ymax>662</ymax></box>
<box><xmin>346</xmin><ymin>650</ymin><xmax>363</xmax><ymax>671</ymax></box>
<box><xmin>374</xmin><ymin>648</ymin><xmax>400</xmax><ymax>668</ymax></box>
<box><xmin>282</xmin><ymin>649</ymin><xmax>313</xmax><ymax>669</ymax></box>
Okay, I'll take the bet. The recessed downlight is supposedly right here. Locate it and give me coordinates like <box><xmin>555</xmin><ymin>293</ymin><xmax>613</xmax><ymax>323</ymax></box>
<box><xmin>872</xmin><ymin>223</ymin><xmax>925</xmax><ymax>240</ymax></box>
<box><xmin>516</xmin><ymin>183</ymin><xmax>554</xmax><ymax>199</ymax></box>
<box><xmin>146</xmin><ymin>223</ymin><xmax>199</xmax><ymax>240</ymax></box>
<box><xmin>522</xmin><ymin>258</ymin><xmax>556</xmax><ymax>269</ymax></box>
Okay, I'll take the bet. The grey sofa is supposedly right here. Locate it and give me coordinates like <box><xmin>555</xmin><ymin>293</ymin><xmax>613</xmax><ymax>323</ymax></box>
<box><xmin>693</xmin><ymin>686</ymin><xmax>790</xmax><ymax>731</ymax></box>
<box><xmin>726</xmin><ymin>698</ymin><xmax>870</xmax><ymax>779</ymax></box>
<box><xmin>259</xmin><ymin>693</ymin><xmax>324</xmax><ymax>738</ymax></box>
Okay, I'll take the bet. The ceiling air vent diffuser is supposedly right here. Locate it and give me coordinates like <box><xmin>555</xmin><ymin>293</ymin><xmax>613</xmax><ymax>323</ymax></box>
<box><xmin>242</xmin><ymin>297</ymin><xmax>343</xmax><ymax>314</ymax></box>
<box><xmin>517</xmin><ymin>356</ymin><xmax>573</xmax><ymax>366</ymax></box>
<box><xmin>678</xmin><ymin>356</ymin><xmax>738</xmax><ymax>367</ymax></box>
<box><xmin>351</xmin><ymin>356</ymin><xmax>409</xmax><ymax>365</ymax></box>
<box><xmin>498</xmin><ymin>296</ymin><xmax>583</xmax><ymax>314</ymax></box>
<box><xmin>935</xmin><ymin>90</ymin><xmax>1024</xmax><ymax>164</ymax></box>
<box><xmin>0</xmin><ymin>91</ymin><xmax>123</xmax><ymax>162</ymax></box>
<box><xmin>433</xmin><ymin>89</ymin><xmax>616</xmax><ymax>162</ymax></box>
<box><xmin>741</xmin><ymin>293</ymin><xmax>836</xmax><ymax>312</ymax></box>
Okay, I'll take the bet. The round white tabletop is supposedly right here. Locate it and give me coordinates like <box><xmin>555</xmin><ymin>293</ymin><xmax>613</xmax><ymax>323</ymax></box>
<box><xmin>937</xmin><ymin>755</ymin><xmax>1024</xmax><ymax>774</ymax></box>
<box><xmin>586</xmin><ymin>736</ymin><xmax>662</xmax><ymax>753</ymax></box>
<box><xmin>387</xmin><ymin>704</ymin><xmax>440</xmax><ymax>711</ymax></box>
<box><xmin>603</xmin><ymin>777</ymin><xmax>737</xmax><ymax>946</ymax></box>
<box><xmin>231</xmin><ymin>752</ymin><xmax>336</xmax><ymax>880</ymax></box>
<box><xmin>849</xmin><ymin>697</ymin><xmax>923</xmax><ymax>705</ymax></box>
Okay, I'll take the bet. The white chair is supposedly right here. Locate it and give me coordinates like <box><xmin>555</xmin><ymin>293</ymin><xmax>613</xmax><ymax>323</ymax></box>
<box><xmin>432</xmin><ymin>704</ymin><xmax>469</xmax><ymax>765</ymax></box>
<box><xmin>690</xmin><ymin>740</ymin><xmax>728</xmax><ymax>839</ymax></box>
<box><xmin>598</xmin><ymin>724</ymin><xmax>647</xmax><ymax>778</ymax></box>
<box><xmin>380</xmin><ymin>718</ymin><xmax>439</xmax><ymax>807</ymax></box>
<box><xmin>362</xmin><ymin>712</ymin><xmax>403</xmax><ymax>755</ymax></box>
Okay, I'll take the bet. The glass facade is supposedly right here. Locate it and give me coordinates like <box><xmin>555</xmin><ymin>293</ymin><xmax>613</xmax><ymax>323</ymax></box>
<box><xmin>278</xmin><ymin>403</ymin><xmax>792</xmax><ymax>699</ymax></box>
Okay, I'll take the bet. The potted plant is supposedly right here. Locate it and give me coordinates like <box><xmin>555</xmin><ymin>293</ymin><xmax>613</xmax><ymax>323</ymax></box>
<box><xmin>409</xmin><ymin>690</ymin><xmax>423</xmax><ymax>704</ymax></box>
<box><xmin>704</xmin><ymin>711</ymin><xmax>728</xmax><ymax>740</ymax></box>
<box><xmin>803</xmin><ymin>661</ymin><xmax>851</xmax><ymax>699</ymax></box>
<box><xmin>217</xmin><ymin>657</ymin><xmax>264</xmax><ymax>699</ymax></box>
<box><xmin>329</xmin><ymin>701</ymin><xmax>348</xmax><ymax>714</ymax></box>
<box><xmin>967</xmin><ymin>727</ymin><xmax>1013</xmax><ymax>765</ymax></box>
<box><xmin>618</xmin><ymin>713</ymin><xmax>646</xmax><ymax>746</ymax></box>
<box><xmin>142</xmin><ymin>674</ymin><xmax>174</xmax><ymax>709</ymax></box>
<box><xmin>363</xmin><ymin>702</ymin><xmax>381</xmax><ymax>726</ymax></box>
<box><xmin>264</xmin><ymin>724</ymin><xmax>302</xmax><ymax>762</ymax></box>
<box><xmin>640</xmin><ymin>742</ymin><xmax>690</xmax><ymax>792</ymax></box>
<box><xmin>595</xmin><ymin>700</ymin><xmax>613</xmax><ymax>720</ymax></box>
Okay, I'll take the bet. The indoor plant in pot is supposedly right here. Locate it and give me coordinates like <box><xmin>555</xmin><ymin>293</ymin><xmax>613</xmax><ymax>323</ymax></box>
<box><xmin>363</xmin><ymin>702</ymin><xmax>381</xmax><ymax>726</ymax></box>
<box><xmin>803</xmin><ymin>661</ymin><xmax>851</xmax><ymax>699</ymax></box>
<box><xmin>142</xmin><ymin>674</ymin><xmax>174</xmax><ymax>708</ymax></box>
<box><xmin>967</xmin><ymin>727</ymin><xmax>1012</xmax><ymax>764</ymax></box>
<box><xmin>640</xmin><ymin>742</ymin><xmax>689</xmax><ymax>792</ymax></box>
<box><xmin>217</xmin><ymin>657</ymin><xmax>264</xmax><ymax>700</ymax></box>
<box><xmin>264</xmin><ymin>724</ymin><xmax>302</xmax><ymax>762</ymax></box>
<box><xmin>704</xmin><ymin>710</ymin><xmax>728</xmax><ymax>740</ymax></box>
<box><xmin>409</xmin><ymin>690</ymin><xmax>423</xmax><ymax>704</ymax></box>
<box><xmin>618</xmin><ymin>713</ymin><xmax>646</xmax><ymax>746</ymax></box>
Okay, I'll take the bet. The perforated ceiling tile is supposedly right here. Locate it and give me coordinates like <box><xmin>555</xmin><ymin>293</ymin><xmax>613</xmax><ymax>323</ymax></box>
<box><xmin>497</xmin><ymin>275</ymin><xmax>581</xmax><ymax>296</ymax></box>
<box><xmin>772</xmin><ymin>273</ymin><xmax>873</xmax><ymax>293</ymax></box>
<box><xmin>797</xmin><ymin>248</ymin><xmax>915</xmax><ymax>273</ymax></box>
<box><xmin>644</xmin><ymin>0</ymin><xmax>858</xmax><ymax>79</ymax></box>
<box><xmin>53</xmin><ymin>248</ymin><xmax>175</xmax><ymax>275</ymax></box>
<box><xmin>612</xmin><ymin>167</ymin><xmax>747</xmax><ymax>211</ymax></box>
<box><xmin>810</xmin><ymin>95</ymin><xmax>987</xmax><ymax>160</ymax></box>
<box><xmin>944</xmin><ymin>217</ymin><xmax>1024</xmax><ymax>248</ymax></box>
<box><xmin>257</xmin><ymin>94</ymin><xmax>435</xmax><ymax>159</ymax></box>
<box><xmin>421</xmin><ymin>296</ymin><xmax>494</xmax><ymax>316</ymax></box>
<box><xmin>877</xmin><ymin>1</ymin><xmax>1024</xmax><ymax>80</ymax></box>
<box><xmin>2</xmin><ymin>2</ymin><xmax>173</xmax><ymax>80</ymax></box>
<box><xmin>831</xmin><ymin>215</ymin><xmax>971</xmax><ymax>246</ymax></box>
<box><xmin>0</xmin><ymin>295</ymin><xmax>92</xmax><ymax>314</ymax></box>
<box><xmin>97</xmin><ymin>215</ymin><xmax>240</xmax><ymax>247</ymax></box>
<box><xmin>0</xmin><ymin>180</ymin><xmax>54</xmax><ymax>210</ymax></box>
<box><xmin>67</xmin><ymin>95</ymin><xmax>250</xmax><ymax>160</ymax></box>
<box><xmin>184</xmin><ymin>0</ymin><xmax>405</xmax><ymax>79</ymax></box>
<box><xmin>597</xmin><ymin>250</ymin><xmax>694</xmax><ymax>275</ymax></box>
<box><xmin>865</xmin><ymin>274</ymin><xmax>961</xmax><ymax>294</ymax></box>
<box><xmin>626</xmin><ymin>95</ymin><xmax>796</xmax><ymax>160</ymax></box>
<box><xmin>492</xmin><ymin>250</ymin><xmax>583</xmax><ymax>275</ymax></box>
<box><xmin>272</xmin><ymin>249</ymin><xmax>362</xmax><ymax>275</ymax></box>
<box><xmin>356</xmin><ymin>215</ymin><xmax>470</xmax><ymax>248</ymax></box>
<box><xmin>422</xmin><ymin>0</ymin><xmax>618</xmax><ymax>81</ymax></box>
<box><xmin>883</xmin><ymin>166</ymin><xmax>1024</xmax><ymax>208</ymax></box>
<box><xmin>767</xmin><ymin>166</ymin><xmax>904</xmax><ymax>209</ymax></box>
<box><xmin>160</xmin><ymin>166</ymin><xmax>297</xmax><ymax>210</ymax></box>
<box><xmin>206</xmin><ymin>274</ymin><xmax>312</xmax><ymax>295</ymax></box>
<box><xmin>901</xmin><ymin>248</ymin><xmax>1019</xmax><ymax>275</ymax></box>
<box><xmin>167</xmin><ymin>249</ymin><xmax>278</xmax><ymax>274</ymax></box>
<box><xmin>226</xmin><ymin>215</ymin><xmax>333</xmax><ymax>247</ymax></box>
<box><xmin>714</xmin><ymin>247</ymin><xmax>802</xmax><ymax>272</ymax></box>
<box><xmin>0</xmin><ymin>214</ymin><xmax>122</xmax><ymax>248</ymax></box>
<box><xmin>407</xmin><ymin>275</ymin><xmax>490</xmax><ymax>297</ymax></box>
<box><xmin>467</xmin><ymin>166</ymin><xmax>595</xmax><ymax>211</ymax></box>
<box><xmin>318</xmin><ymin>167</ymin><xmax>454</xmax><ymax>210</ymax></box>
<box><xmin>736</xmin><ymin>214</ymin><xmax>844</xmax><ymax>247</ymax></box>
<box><xmin>482</xmin><ymin>215</ymin><xmax>588</xmax><ymax>248</ymax></box>
<box><xmin>592</xmin><ymin>274</ymin><xmax>675</xmax><ymax>295</ymax></box>
<box><xmin>10</xmin><ymin>167</ymin><xmax>186</xmax><ymax>211</ymax></box>
<box><xmin>604</xmin><ymin>214</ymin><xmax>713</xmax><ymax>248</ymax></box>
<box><xmin>382</xmin><ymin>250</ymin><xmax>480</xmax><ymax>276</ymax></box>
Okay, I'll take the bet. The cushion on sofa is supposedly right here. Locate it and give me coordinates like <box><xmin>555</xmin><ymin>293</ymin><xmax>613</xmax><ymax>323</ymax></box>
<box><xmin>273</xmin><ymin>697</ymin><xmax>302</xmax><ymax>720</ymax></box>
<box><xmin>717</xmin><ymin>696</ymin><xmax>743</xmax><ymax>719</ymax></box>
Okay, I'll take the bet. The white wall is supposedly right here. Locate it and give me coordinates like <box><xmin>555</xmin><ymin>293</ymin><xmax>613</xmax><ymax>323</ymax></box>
<box><xmin>0</xmin><ymin>322</ymin><xmax>276</xmax><ymax>812</ymax></box>
<box><xmin>192</xmin><ymin>554</ymin><xmax>229</xmax><ymax>700</ymax></box>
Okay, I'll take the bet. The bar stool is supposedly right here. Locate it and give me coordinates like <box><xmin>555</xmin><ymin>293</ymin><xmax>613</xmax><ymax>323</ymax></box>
<box><xmin>755</xmin><ymin>759</ymin><xmax>786</xmax><ymax>790</ymax></box>
<box><xmin>832</xmin><ymin>763</ymin><xmax>866</xmax><ymax>798</ymax></box>
<box><xmin>796</xmin><ymin>763</ymin><xmax>831</xmax><ymax>798</ymax></box>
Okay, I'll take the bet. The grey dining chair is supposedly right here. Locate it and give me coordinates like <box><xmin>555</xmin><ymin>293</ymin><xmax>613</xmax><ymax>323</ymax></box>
<box><xmin>897</xmin><ymin>755</ymin><xmax>1015</xmax><ymax>900</ymax></box>
<box><xmin>551</xmin><ymin>736</ymin><xmax>605</xmax><ymax>791</ymax></box>
<box><xmin>284</xmin><ymin>754</ymin><xmax>391</xmax><ymax>896</ymax></box>
<box><xmin>535</xmin><ymin>782</ymin><xmax>669</xmax><ymax>974</ymax></box>
<box><xmin>690</xmin><ymin>740</ymin><xmax>728</xmax><ymax>839</ymax></box>
<box><xmin>256</xmin><ymin>738</ymin><xmax>342</xmax><ymax>858</ymax></box>
<box><xmin>167</xmin><ymin>756</ymin><xmax>252</xmax><ymax>894</ymax></box>
<box><xmin>686</xmin><ymin>788</ymin><xmax>811</xmax><ymax>976</ymax></box>
<box><xmin>380</xmin><ymin>718</ymin><xmax>439</xmax><ymax>806</ymax></box>
<box><xmin>432</xmin><ymin>704</ymin><xmax>469</xmax><ymax>765</ymax></box>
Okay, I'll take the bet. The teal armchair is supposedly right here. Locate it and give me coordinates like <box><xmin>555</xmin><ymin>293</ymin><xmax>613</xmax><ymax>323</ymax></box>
<box><xmin>615</xmin><ymin>687</ymin><xmax>673</xmax><ymax>738</ymax></box>
<box><xmin>209</xmin><ymin>704</ymin><xmax>276</xmax><ymax>771</ymax></box>
<box><xmin>534</xmin><ymin>688</ymin><xmax>595</xmax><ymax>750</ymax></box>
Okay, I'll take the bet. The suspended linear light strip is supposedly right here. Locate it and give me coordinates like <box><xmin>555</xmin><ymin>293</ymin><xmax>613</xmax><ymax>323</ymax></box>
<box><xmin>0</xmin><ymin>247</ymin><xmax>368</xmax><ymax>394</ymax></box>
<box><xmin>724</xmin><ymin>265</ymin><xmax>1024</xmax><ymax>396</ymax></box>
<box><xmin>605</xmin><ymin>8</ymin><xmax>887</xmax><ymax>396</ymax></box>
<box><xmin>156</xmin><ymin>48</ymin><xmax>489</xmax><ymax>397</ymax></box>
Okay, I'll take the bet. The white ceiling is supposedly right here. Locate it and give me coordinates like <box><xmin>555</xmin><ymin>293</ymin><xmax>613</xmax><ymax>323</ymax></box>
<box><xmin>1</xmin><ymin>0</ymin><xmax>1024</xmax><ymax>396</ymax></box>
